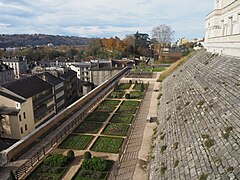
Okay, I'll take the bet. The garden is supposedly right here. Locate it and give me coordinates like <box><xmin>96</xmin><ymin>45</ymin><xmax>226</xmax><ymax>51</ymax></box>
<box><xmin>95</xmin><ymin>100</ymin><xmax>120</xmax><ymax>112</ymax></box>
<box><xmin>102</xmin><ymin>123</ymin><xmax>129</xmax><ymax>136</ymax></box>
<box><xmin>73</xmin><ymin>153</ymin><xmax>113</xmax><ymax>180</ymax></box>
<box><xmin>59</xmin><ymin>134</ymin><xmax>93</xmax><ymax>150</ymax></box>
<box><xmin>27</xmin><ymin>153</ymin><xmax>71</xmax><ymax>180</ymax></box>
<box><xmin>91</xmin><ymin>136</ymin><xmax>124</xmax><ymax>153</ymax></box>
<box><xmin>109</xmin><ymin>114</ymin><xmax>133</xmax><ymax>124</ymax></box>
<box><xmin>108</xmin><ymin>91</ymin><xmax>125</xmax><ymax>99</ymax></box>
<box><xmin>117</xmin><ymin>100</ymin><xmax>140</xmax><ymax>114</ymax></box>
<box><xmin>133</xmin><ymin>83</ymin><xmax>148</xmax><ymax>91</ymax></box>
<box><xmin>73</xmin><ymin>122</ymin><xmax>103</xmax><ymax>134</ymax></box>
<box><xmin>125</xmin><ymin>91</ymin><xmax>143</xmax><ymax>99</ymax></box>
<box><xmin>116</xmin><ymin>83</ymin><xmax>132</xmax><ymax>91</ymax></box>
<box><xmin>84</xmin><ymin>111</ymin><xmax>109</xmax><ymax>123</ymax></box>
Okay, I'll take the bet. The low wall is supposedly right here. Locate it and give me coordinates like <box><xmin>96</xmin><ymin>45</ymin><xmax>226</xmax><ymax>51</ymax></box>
<box><xmin>0</xmin><ymin>67</ymin><xmax>130</xmax><ymax>167</ymax></box>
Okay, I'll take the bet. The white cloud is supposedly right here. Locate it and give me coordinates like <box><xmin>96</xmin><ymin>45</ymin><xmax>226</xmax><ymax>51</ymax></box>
<box><xmin>0</xmin><ymin>0</ymin><xmax>213</xmax><ymax>40</ymax></box>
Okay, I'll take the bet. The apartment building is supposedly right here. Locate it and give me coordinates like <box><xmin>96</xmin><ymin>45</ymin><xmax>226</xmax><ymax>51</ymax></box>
<box><xmin>1</xmin><ymin>56</ymin><xmax>28</xmax><ymax>79</ymax></box>
<box><xmin>0</xmin><ymin>60</ymin><xmax>14</xmax><ymax>85</ymax></box>
<box><xmin>0</xmin><ymin>76</ymin><xmax>56</xmax><ymax>140</ymax></box>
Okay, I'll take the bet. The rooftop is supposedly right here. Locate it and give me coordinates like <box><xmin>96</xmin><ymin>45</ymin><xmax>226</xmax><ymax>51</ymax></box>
<box><xmin>2</xmin><ymin>75</ymin><xmax>53</xmax><ymax>99</ymax></box>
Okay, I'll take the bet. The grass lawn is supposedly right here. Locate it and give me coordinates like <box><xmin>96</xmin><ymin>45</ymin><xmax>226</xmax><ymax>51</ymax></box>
<box><xmin>102</xmin><ymin>123</ymin><xmax>129</xmax><ymax>136</ymax></box>
<box><xmin>116</xmin><ymin>83</ymin><xmax>131</xmax><ymax>91</ymax></box>
<box><xmin>91</xmin><ymin>136</ymin><xmax>124</xmax><ymax>153</ymax></box>
<box><xmin>73</xmin><ymin>122</ymin><xmax>103</xmax><ymax>134</ymax></box>
<box><xmin>59</xmin><ymin>134</ymin><xmax>93</xmax><ymax>150</ymax></box>
<box><xmin>84</xmin><ymin>112</ymin><xmax>109</xmax><ymax>122</ymax></box>
<box><xmin>110</xmin><ymin>114</ymin><xmax>133</xmax><ymax>124</ymax></box>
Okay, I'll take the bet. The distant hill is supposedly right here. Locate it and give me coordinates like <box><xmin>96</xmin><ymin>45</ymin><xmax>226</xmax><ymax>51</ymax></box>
<box><xmin>0</xmin><ymin>34</ymin><xmax>92</xmax><ymax>48</ymax></box>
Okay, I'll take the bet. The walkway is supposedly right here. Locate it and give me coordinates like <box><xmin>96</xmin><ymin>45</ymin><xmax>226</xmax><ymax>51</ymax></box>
<box><xmin>116</xmin><ymin>83</ymin><xmax>154</xmax><ymax>180</ymax></box>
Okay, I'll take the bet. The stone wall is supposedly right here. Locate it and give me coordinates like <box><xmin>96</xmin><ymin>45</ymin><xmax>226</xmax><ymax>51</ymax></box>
<box><xmin>150</xmin><ymin>50</ymin><xmax>240</xmax><ymax>179</ymax></box>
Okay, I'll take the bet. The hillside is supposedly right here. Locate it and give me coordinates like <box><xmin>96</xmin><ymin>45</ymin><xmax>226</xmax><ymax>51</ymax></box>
<box><xmin>0</xmin><ymin>34</ymin><xmax>92</xmax><ymax>48</ymax></box>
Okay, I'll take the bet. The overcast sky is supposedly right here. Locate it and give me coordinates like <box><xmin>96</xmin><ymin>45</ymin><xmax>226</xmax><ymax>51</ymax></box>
<box><xmin>0</xmin><ymin>0</ymin><xmax>213</xmax><ymax>40</ymax></box>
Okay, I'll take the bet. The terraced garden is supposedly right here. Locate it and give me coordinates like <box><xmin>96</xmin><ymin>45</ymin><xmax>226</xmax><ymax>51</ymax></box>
<box><xmin>27</xmin><ymin>82</ymin><xmax>146</xmax><ymax>179</ymax></box>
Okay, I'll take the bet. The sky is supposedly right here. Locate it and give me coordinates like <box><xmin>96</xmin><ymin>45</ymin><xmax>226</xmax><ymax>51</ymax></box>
<box><xmin>0</xmin><ymin>0</ymin><xmax>213</xmax><ymax>41</ymax></box>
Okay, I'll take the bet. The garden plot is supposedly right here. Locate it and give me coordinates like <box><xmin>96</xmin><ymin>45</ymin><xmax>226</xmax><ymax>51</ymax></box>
<box><xmin>117</xmin><ymin>100</ymin><xmax>140</xmax><ymax>114</ymax></box>
<box><xmin>91</xmin><ymin>136</ymin><xmax>124</xmax><ymax>153</ymax></box>
<box><xmin>133</xmin><ymin>83</ymin><xmax>148</xmax><ymax>91</ymax></box>
<box><xmin>116</xmin><ymin>83</ymin><xmax>132</xmax><ymax>91</ymax></box>
<box><xmin>84</xmin><ymin>112</ymin><xmax>109</xmax><ymax>123</ymax></box>
<box><xmin>109</xmin><ymin>91</ymin><xmax>125</xmax><ymax>99</ymax></box>
<box><xmin>110</xmin><ymin>114</ymin><xmax>134</xmax><ymax>124</ymax></box>
<box><xmin>26</xmin><ymin>154</ymin><xmax>69</xmax><ymax>180</ymax></box>
<box><xmin>95</xmin><ymin>100</ymin><xmax>120</xmax><ymax>112</ymax></box>
<box><xmin>73</xmin><ymin>122</ymin><xmax>103</xmax><ymax>134</ymax></box>
<box><xmin>102</xmin><ymin>123</ymin><xmax>129</xmax><ymax>136</ymax></box>
<box><xmin>59</xmin><ymin>134</ymin><xmax>93</xmax><ymax>150</ymax></box>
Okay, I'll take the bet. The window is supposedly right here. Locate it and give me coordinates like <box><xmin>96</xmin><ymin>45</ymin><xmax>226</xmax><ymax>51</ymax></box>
<box><xmin>25</xmin><ymin>124</ymin><xmax>28</xmax><ymax>131</ymax></box>
<box><xmin>20</xmin><ymin>127</ymin><xmax>23</xmax><ymax>134</ymax></box>
<box><xmin>23</xmin><ymin>112</ymin><xmax>26</xmax><ymax>119</ymax></box>
<box><xmin>19</xmin><ymin>115</ymin><xmax>22</xmax><ymax>121</ymax></box>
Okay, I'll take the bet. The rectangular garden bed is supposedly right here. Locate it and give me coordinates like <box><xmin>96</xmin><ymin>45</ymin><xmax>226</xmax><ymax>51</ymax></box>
<box><xmin>109</xmin><ymin>114</ymin><xmax>133</xmax><ymax>124</ymax></box>
<box><xmin>84</xmin><ymin>112</ymin><xmax>109</xmax><ymax>122</ymax></box>
<box><xmin>128</xmin><ymin>91</ymin><xmax>143</xmax><ymax>99</ymax></box>
<box><xmin>133</xmin><ymin>83</ymin><xmax>148</xmax><ymax>91</ymax></box>
<box><xmin>108</xmin><ymin>91</ymin><xmax>125</xmax><ymax>99</ymax></box>
<box><xmin>73</xmin><ymin>122</ymin><xmax>103</xmax><ymax>134</ymax></box>
<box><xmin>59</xmin><ymin>134</ymin><xmax>93</xmax><ymax>150</ymax></box>
<box><xmin>26</xmin><ymin>153</ymin><xmax>69</xmax><ymax>180</ymax></box>
<box><xmin>94</xmin><ymin>100</ymin><xmax>120</xmax><ymax>112</ymax></box>
<box><xmin>102</xmin><ymin>123</ymin><xmax>129</xmax><ymax>136</ymax></box>
<box><xmin>116</xmin><ymin>100</ymin><xmax>140</xmax><ymax>114</ymax></box>
<box><xmin>116</xmin><ymin>83</ymin><xmax>131</xmax><ymax>91</ymax></box>
<box><xmin>91</xmin><ymin>136</ymin><xmax>124</xmax><ymax>153</ymax></box>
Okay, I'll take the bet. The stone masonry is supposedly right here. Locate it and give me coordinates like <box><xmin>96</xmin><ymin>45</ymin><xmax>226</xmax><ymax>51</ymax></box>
<box><xmin>149</xmin><ymin>50</ymin><xmax>240</xmax><ymax>180</ymax></box>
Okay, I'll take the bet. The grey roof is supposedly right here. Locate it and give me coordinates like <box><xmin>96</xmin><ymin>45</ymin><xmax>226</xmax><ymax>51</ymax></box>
<box><xmin>0</xmin><ymin>63</ymin><xmax>13</xmax><ymax>72</ymax></box>
<box><xmin>60</xmin><ymin>69</ymin><xmax>76</xmax><ymax>79</ymax></box>
<box><xmin>0</xmin><ymin>88</ymin><xmax>26</xmax><ymax>103</ymax></box>
<box><xmin>37</xmin><ymin>72</ymin><xmax>64</xmax><ymax>86</ymax></box>
<box><xmin>2</xmin><ymin>75</ymin><xmax>53</xmax><ymax>98</ymax></box>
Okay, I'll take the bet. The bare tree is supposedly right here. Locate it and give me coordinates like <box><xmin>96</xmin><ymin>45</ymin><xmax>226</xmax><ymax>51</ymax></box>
<box><xmin>152</xmin><ymin>24</ymin><xmax>174</xmax><ymax>53</ymax></box>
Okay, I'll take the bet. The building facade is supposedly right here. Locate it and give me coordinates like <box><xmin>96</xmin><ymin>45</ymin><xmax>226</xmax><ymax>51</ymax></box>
<box><xmin>0</xmin><ymin>61</ymin><xmax>14</xmax><ymax>85</ymax></box>
<box><xmin>204</xmin><ymin>0</ymin><xmax>240</xmax><ymax>56</ymax></box>
<box><xmin>0</xmin><ymin>77</ymin><xmax>56</xmax><ymax>140</ymax></box>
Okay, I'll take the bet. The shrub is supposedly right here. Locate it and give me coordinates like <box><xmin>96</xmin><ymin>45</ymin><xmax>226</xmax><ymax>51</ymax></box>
<box><xmin>84</xmin><ymin>151</ymin><xmax>92</xmax><ymax>160</ymax></box>
<box><xmin>43</xmin><ymin>154</ymin><xmax>67</xmax><ymax>167</ymax></box>
<box><xmin>125</xmin><ymin>93</ymin><xmax>130</xmax><ymax>99</ymax></box>
<box><xmin>67</xmin><ymin>150</ymin><xmax>75</xmax><ymax>160</ymax></box>
<box><xmin>82</xmin><ymin>157</ymin><xmax>107</xmax><ymax>172</ymax></box>
<box><xmin>129</xmin><ymin>80</ymin><xmax>132</xmax><ymax>84</ymax></box>
<box><xmin>140</xmin><ymin>83</ymin><xmax>144</xmax><ymax>92</ymax></box>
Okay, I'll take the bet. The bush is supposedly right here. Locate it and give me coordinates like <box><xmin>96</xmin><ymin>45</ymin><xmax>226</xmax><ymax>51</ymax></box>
<box><xmin>129</xmin><ymin>80</ymin><xmax>132</xmax><ymax>84</ymax></box>
<box><xmin>67</xmin><ymin>150</ymin><xmax>75</xmax><ymax>160</ymax></box>
<box><xmin>43</xmin><ymin>154</ymin><xmax>67</xmax><ymax>167</ymax></box>
<box><xmin>125</xmin><ymin>93</ymin><xmax>130</xmax><ymax>99</ymax></box>
<box><xmin>82</xmin><ymin>157</ymin><xmax>107</xmax><ymax>172</ymax></box>
<box><xmin>84</xmin><ymin>151</ymin><xmax>92</xmax><ymax>160</ymax></box>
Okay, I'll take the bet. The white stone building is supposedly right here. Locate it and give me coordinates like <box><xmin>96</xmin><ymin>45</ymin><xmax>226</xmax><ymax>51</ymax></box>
<box><xmin>204</xmin><ymin>0</ymin><xmax>240</xmax><ymax>56</ymax></box>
